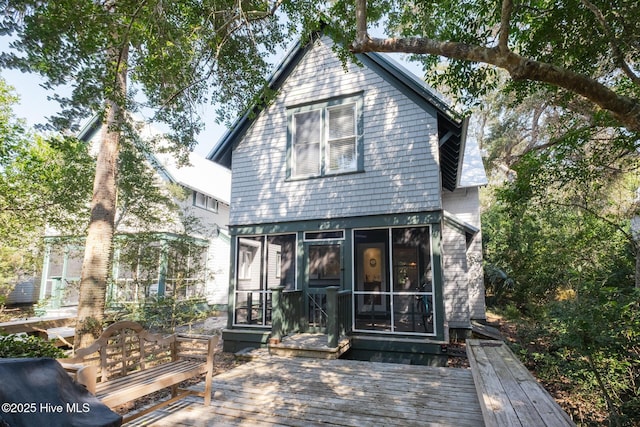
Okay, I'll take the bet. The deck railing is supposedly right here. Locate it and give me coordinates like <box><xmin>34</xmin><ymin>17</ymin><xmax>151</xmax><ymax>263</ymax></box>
<box><xmin>327</xmin><ymin>287</ymin><xmax>352</xmax><ymax>348</ymax></box>
<box><xmin>272</xmin><ymin>286</ymin><xmax>353</xmax><ymax>347</ymax></box>
<box><xmin>337</xmin><ymin>290</ymin><xmax>352</xmax><ymax>337</ymax></box>
<box><xmin>308</xmin><ymin>292</ymin><xmax>328</xmax><ymax>332</ymax></box>
<box><xmin>270</xmin><ymin>288</ymin><xmax>304</xmax><ymax>342</ymax></box>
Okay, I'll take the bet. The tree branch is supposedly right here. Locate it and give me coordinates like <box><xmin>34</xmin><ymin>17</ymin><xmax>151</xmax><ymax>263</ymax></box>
<box><xmin>350</xmin><ymin>35</ymin><xmax>640</xmax><ymax>133</ymax></box>
<box><xmin>351</xmin><ymin>2</ymin><xmax>640</xmax><ymax>133</ymax></box>
<box><xmin>355</xmin><ymin>0</ymin><xmax>368</xmax><ymax>49</ymax></box>
<box><xmin>498</xmin><ymin>0</ymin><xmax>513</xmax><ymax>52</ymax></box>
<box><xmin>580</xmin><ymin>0</ymin><xmax>640</xmax><ymax>86</ymax></box>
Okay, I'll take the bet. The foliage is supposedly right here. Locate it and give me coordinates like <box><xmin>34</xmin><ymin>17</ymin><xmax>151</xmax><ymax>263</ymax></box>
<box><xmin>0</xmin><ymin>78</ymin><xmax>93</xmax><ymax>240</ymax></box>
<box><xmin>0</xmin><ymin>334</ymin><xmax>66</xmax><ymax>358</ymax></box>
<box><xmin>114</xmin><ymin>132</ymin><xmax>179</xmax><ymax>232</ymax></box>
<box><xmin>503</xmin><ymin>286</ymin><xmax>640</xmax><ymax>426</ymax></box>
<box><xmin>0</xmin><ymin>0</ymin><xmax>288</xmax><ymax>138</ymax></box>
<box><xmin>0</xmin><ymin>1</ymin><xmax>290</xmax><ymax>342</ymax></box>
<box><xmin>104</xmin><ymin>231</ymin><xmax>211</xmax><ymax>332</ymax></box>
<box><xmin>479</xmin><ymin>71</ymin><xmax>640</xmax><ymax>424</ymax></box>
<box><xmin>108</xmin><ymin>297</ymin><xmax>211</xmax><ymax>333</ymax></box>
<box><xmin>344</xmin><ymin>0</ymin><xmax>640</xmax><ymax>135</ymax></box>
<box><xmin>0</xmin><ymin>77</ymin><xmax>92</xmax><ymax>303</ymax></box>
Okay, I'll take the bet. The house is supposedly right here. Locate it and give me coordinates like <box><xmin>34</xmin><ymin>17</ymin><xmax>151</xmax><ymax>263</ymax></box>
<box><xmin>209</xmin><ymin>35</ymin><xmax>487</xmax><ymax>364</ymax></box>
<box><xmin>37</xmin><ymin>118</ymin><xmax>232</xmax><ymax>311</ymax></box>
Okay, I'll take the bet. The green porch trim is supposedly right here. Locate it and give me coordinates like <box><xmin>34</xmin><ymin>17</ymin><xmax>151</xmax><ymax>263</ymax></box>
<box><xmin>228</xmin><ymin>211</ymin><xmax>447</xmax><ymax>342</ymax></box>
<box><xmin>346</xmin><ymin>335</ymin><xmax>449</xmax><ymax>366</ymax></box>
<box><xmin>221</xmin><ymin>329</ymin><xmax>271</xmax><ymax>353</ymax></box>
<box><xmin>431</xmin><ymin>221</ymin><xmax>446</xmax><ymax>341</ymax></box>
<box><xmin>229</xmin><ymin>211</ymin><xmax>443</xmax><ymax>236</ymax></box>
<box><xmin>44</xmin><ymin>232</ymin><xmax>210</xmax><ymax>247</ymax></box>
<box><xmin>42</xmin><ymin>231</ymin><xmax>214</xmax><ymax>307</ymax></box>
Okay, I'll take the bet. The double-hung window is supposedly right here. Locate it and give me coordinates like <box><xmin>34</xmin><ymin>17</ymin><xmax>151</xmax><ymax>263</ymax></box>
<box><xmin>193</xmin><ymin>191</ymin><xmax>218</xmax><ymax>212</ymax></box>
<box><xmin>288</xmin><ymin>94</ymin><xmax>363</xmax><ymax>178</ymax></box>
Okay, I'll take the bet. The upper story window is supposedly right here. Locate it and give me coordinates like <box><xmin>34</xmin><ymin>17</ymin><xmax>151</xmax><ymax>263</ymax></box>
<box><xmin>288</xmin><ymin>94</ymin><xmax>363</xmax><ymax>179</ymax></box>
<box><xmin>193</xmin><ymin>191</ymin><xmax>218</xmax><ymax>213</ymax></box>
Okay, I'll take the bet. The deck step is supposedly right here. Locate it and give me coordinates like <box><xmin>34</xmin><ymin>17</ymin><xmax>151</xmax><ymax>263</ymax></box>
<box><xmin>268</xmin><ymin>333</ymin><xmax>351</xmax><ymax>359</ymax></box>
<box><xmin>471</xmin><ymin>320</ymin><xmax>502</xmax><ymax>340</ymax></box>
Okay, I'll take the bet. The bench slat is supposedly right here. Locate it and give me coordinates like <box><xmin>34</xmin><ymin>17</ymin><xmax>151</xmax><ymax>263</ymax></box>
<box><xmin>97</xmin><ymin>361</ymin><xmax>206</xmax><ymax>408</ymax></box>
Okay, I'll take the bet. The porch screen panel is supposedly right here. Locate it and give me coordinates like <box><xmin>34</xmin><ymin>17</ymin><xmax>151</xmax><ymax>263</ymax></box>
<box><xmin>61</xmin><ymin>247</ymin><xmax>83</xmax><ymax>306</ymax></box>
<box><xmin>267</xmin><ymin>234</ymin><xmax>297</xmax><ymax>290</ymax></box>
<box><xmin>166</xmin><ymin>243</ymin><xmax>208</xmax><ymax>298</ymax></box>
<box><xmin>293</xmin><ymin>110</ymin><xmax>321</xmax><ymax>176</ymax></box>
<box><xmin>235</xmin><ymin>236</ymin><xmax>266</xmax><ymax>325</ymax></box>
<box><xmin>392</xmin><ymin>227</ymin><xmax>434</xmax><ymax>334</ymax></box>
<box><xmin>353</xmin><ymin>229</ymin><xmax>390</xmax><ymax>332</ymax></box>
<box><xmin>353</xmin><ymin>226</ymin><xmax>435</xmax><ymax>336</ymax></box>
<box><xmin>308</xmin><ymin>245</ymin><xmax>341</xmax><ymax>287</ymax></box>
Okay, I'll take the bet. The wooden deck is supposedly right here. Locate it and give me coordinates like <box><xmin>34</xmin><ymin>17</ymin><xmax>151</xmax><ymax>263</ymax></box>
<box><xmin>466</xmin><ymin>340</ymin><xmax>575</xmax><ymax>427</ymax></box>
<box><xmin>124</xmin><ymin>356</ymin><xmax>484</xmax><ymax>426</ymax></box>
<box><xmin>268</xmin><ymin>333</ymin><xmax>352</xmax><ymax>359</ymax></box>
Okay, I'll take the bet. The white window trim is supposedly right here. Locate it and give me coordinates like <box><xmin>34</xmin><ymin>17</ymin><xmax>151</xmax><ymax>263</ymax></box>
<box><xmin>193</xmin><ymin>191</ymin><xmax>219</xmax><ymax>213</ymax></box>
<box><xmin>288</xmin><ymin>93</ymin><xmax>363</xmax><ymax>180</ymax></box>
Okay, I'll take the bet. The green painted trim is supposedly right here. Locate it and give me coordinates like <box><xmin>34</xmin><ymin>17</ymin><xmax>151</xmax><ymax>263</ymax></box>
<box><xmin>221</xmin><ymin>329</ymin><xmax>271</xmax><ymax>353</ymax></box>
<box><xmin>227</xmin><ymin>236</ymin><xmax>238</xmax><ymax>328</ymax></box>
<box><xmin>228</xmin><ymin>212</ymin><xmax>447</xmax><ymax>340</ymax></box>
<box><xmin>431</xmin><ymin>222</ymin><xmax>446</xmax><ymax>340</ymax></box>
<box><xmin>44</xmin><ymin>232</ymin><xmax>210</xmax><ymax>246</ymax></box>
<box><xmin>229</xmin><ymin>211</ymin><xmax>443</xmax><ymax>236</ymax></box>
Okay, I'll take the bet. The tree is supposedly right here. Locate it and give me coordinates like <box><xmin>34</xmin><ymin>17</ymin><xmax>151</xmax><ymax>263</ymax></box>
<box><xmin>348</xmin><ymin>0</ymin><xmax>640</xmax><ymax>134</ymax></box>
<box><xmin>326</xmin><ymin>0</ymin><xmax>640</xmax><ymax>285</ymax></box>
<box><xmin>0</xmin><ymin>77</ymin><xmax>93</xmax><ymax>306</ymax></box>
<box><xmin>479</xmin><ymin>82</ymin><xmax>640</xmax><ymax>424</ymax></box>
<box><xmin>1</xmin><ymin>1</ymin><xmax>288</xmax><ymax>347</ymax></box>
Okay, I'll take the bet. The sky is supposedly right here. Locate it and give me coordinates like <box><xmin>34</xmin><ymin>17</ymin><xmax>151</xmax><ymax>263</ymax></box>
<box><xmin>0</xmin><ymin>36</ymin><xmax>230</xmax><ymax>158</ymax></box>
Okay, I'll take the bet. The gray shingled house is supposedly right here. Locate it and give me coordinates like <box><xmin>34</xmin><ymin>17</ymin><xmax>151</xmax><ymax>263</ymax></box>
<box><xmin>209</xmin><ymin>34</ymin><xmax>487</xmax><ymax>364</ymax></box>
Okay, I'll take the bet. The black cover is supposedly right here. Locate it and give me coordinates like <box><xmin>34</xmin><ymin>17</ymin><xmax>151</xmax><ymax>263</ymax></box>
<box><xmin>0</xmin><ymin>358</ymin><xmax>122</xmax><ymax>427</ymax></box>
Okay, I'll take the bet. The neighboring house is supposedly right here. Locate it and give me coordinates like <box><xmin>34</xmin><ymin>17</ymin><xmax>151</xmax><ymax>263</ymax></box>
<box><xmin>36</xmin><ymin>118</ymin><xmax>231</xmax><ymax>310</ymax></box>
<box><xmin>209</xmin><ymin>35</ymin><xmax>488</xmax><ymax>363</ymax></box>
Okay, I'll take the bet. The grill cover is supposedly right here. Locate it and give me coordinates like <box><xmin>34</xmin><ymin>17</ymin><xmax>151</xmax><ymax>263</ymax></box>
<box><xmin>0</xmin><ymin>358</ymin><xmax>121</xmax><ymax>427</ymax></box>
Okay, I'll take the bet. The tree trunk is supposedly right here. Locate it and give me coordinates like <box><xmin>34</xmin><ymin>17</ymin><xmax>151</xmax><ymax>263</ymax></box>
<box><xmin>75</xmin><ymin>43</ymin><xmax>128</xmax><ymax>349</ymax></box>
<box><xmin>636</xmin><ymin>243</ymin><xmax>640</xmax><ymax>289</ymax></box>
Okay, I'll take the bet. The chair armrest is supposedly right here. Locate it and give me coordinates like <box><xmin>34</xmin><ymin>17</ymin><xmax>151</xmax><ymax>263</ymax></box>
<box><xmin>59</xmin><ymin>362</ymin><xmax>97</xmax><ymax>394</ymax></box>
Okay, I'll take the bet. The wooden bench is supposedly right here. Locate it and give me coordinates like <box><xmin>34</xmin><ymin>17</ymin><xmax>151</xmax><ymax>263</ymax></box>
<box><xmin>58</xmin><ymin>320</ymin><xmax>218</xmax><ymax>423</ymax></box>
<box><xmin>466</xmin><ymin>339</ymin><xmax>575</xmax><ymax>427</ymax></box>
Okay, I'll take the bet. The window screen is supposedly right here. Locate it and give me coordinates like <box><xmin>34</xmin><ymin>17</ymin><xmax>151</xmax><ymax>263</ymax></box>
<box><xmin>293</xmin><ymin>110</ymin><xmax>321</xmax><ymax>176</ymax></box>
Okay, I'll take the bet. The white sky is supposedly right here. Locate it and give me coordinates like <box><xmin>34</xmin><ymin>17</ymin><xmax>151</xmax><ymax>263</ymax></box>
<box><xmin>0</xmin><ymin>36</ymin><xmax>227</xmax><ymax>157</ymax></box>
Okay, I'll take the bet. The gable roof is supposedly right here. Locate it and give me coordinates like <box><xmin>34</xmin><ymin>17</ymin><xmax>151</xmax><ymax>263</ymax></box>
<box><xmin>207</xmin><ymin>35</ymin><xmax>470</xmax><ymax>191</ymax></box>
<box><xmin>78</xmin><ymin>115</ymin><xmax>231</xmax><ymax>205</ymax></box>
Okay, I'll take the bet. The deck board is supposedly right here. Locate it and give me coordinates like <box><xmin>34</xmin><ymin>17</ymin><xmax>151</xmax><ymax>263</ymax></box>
<box><xmin>466</xmin><ymin>340</ymin><xmax>575</xmax><ymax>427</ymax></box>
<box><xmin>124</xmin><ymin>356</ymin><xmax>484</xmax><ymax>426</ymax></box>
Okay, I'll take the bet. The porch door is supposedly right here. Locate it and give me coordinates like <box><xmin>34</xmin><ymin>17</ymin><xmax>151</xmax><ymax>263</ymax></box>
<box><xmin>356</xmin><ymin>243</ymin><xmax>386</xmax><ymax>312</ymax></box>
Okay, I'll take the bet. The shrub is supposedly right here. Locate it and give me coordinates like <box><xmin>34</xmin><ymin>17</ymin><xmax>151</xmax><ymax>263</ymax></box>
<box><xmin>0</xmin><ymin>334</ymin><xmax>66</xmax><ymax>358</ymax></box>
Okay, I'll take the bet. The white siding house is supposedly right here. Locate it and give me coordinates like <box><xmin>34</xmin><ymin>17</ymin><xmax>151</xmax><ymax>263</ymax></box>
<box><xmin>37</xmin><ymin>119</ymin><xmax>231</xmax><ymax>310</ymax></box>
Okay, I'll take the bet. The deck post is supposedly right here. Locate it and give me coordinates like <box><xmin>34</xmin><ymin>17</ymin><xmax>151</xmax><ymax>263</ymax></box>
<box><xmin>270</xmin><ymin>286</ymin><xmax>286</xmax><ymax>344</ymax></box>
<box><xmin>326</xmin><ymin>286</ymin><xmax>339</xmax><ymax>348</ymax></box>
